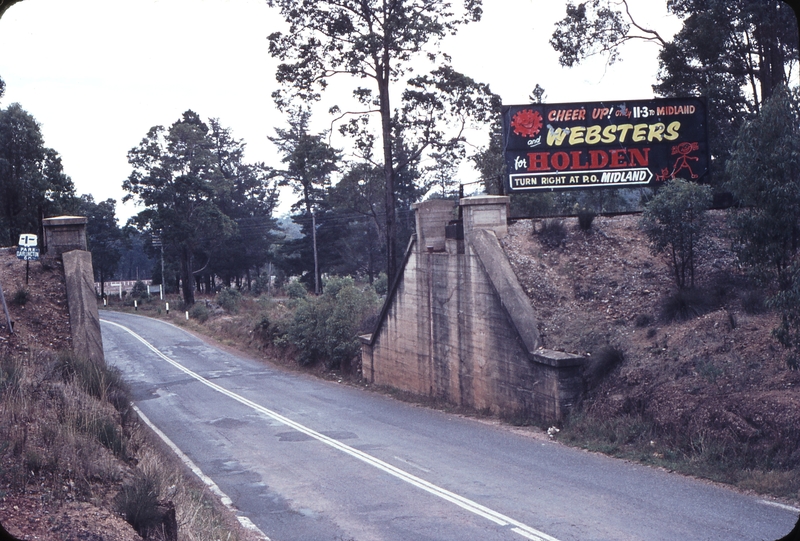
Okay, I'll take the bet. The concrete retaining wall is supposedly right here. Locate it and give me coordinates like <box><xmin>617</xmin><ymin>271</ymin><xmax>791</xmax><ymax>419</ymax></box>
<box><xmin>361</xmin><ymin>196</ymin><xmax>585</xmax><ymax>423</ymax></box>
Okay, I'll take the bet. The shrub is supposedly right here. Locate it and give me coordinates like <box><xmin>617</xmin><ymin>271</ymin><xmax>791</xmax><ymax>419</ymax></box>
<box><xmin>661</xmin><ymin>289</ymin><xmax>710</xmax><ymax>323</ymax></box>
<box><xmin>641</xmin><ymin>178</ymin><xmax>712</xmax><ymax>289</ymax></box>
<box><xmin>768</xmin><ymin>263</ymin><xmax>800</xmax><ymax>370</ymax></box>
<box><xmin>726</xmin><ymin>85</ymin><xmax>800</xmax><ymax>287</ymax></box>
<box><xmin>189</xmin><ymin>303</ymin><xmax>211</xmax><ymax>323</ymax></box>
<box><xmin>285</xmin><ymin>280</ymin><xmax>308</xmax><ymax>299</ymax></box>
<box><xmin>634</xmin><ymin>314</ymin><xmax>653</xmax><ymax>328</ymax></box>
<box><xmin>215</xmin><ymin>287</ymin><xmax>242</xmax><ymax>313</ymax></box>
<box><xmin>130</xmin><ymin>280</ymin><xmax>149</xmax><ymax>300</ymax></box>
<box><xmin>577</xmin><ymin>209</ymin><xmax>596</xmax><ymax>231</ymax></box>
<box><xmin>741</xmin><ymin>290</ymin><xmax>766</xmax><ymax>315</ymax></box>
<box><xmin>537</xmin><ymin>219</ymin><xmax>567</xmax><ymax>249</ymax></box>
<box><xmin>285</xmin><ymin>276</ymin><xmax>381</xmax><ymax>369</ymax></box>
<box><xmin>11</xmin><ymin>288</ymin><xmax>29</xmax><ymax>306</ymax></box>
<box><xmin>584</xmin><ymin>346</ymin><xmax>625</xmax><ymax>389</ymax></box>
<box><xmin>253</xmin><ymin>271</ymin><xmax>272</xmax><ymax>296</ymax></box>
<box><xmin>94</xmin><ymin>417</ymin><xmax>127</xmax><ymax>458</ymax></box>
<box><xmin>373</xmin><ymin>272</ymin><xmax>388</xmax><ymax>296</ymax></box>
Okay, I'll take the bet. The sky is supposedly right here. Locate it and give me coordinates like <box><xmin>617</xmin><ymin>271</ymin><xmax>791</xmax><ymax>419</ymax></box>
<box><xmin>0</xmin><ymin>0</ymin><xmax>681</xmax><ymax>223</ymax></box>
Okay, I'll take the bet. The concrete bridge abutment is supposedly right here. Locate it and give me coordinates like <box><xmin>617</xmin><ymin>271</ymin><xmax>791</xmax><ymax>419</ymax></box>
<box><xmin>361</xmin><ymin>196</ymin><xmax>585</xmax><ymax>423</ymax></box>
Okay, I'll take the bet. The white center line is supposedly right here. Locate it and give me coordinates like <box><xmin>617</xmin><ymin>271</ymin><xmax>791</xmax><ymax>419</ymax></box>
<box><xmin>103</xmin><ymin>318</ymin><xmax>562</xmax><ymax>541</ymax></box>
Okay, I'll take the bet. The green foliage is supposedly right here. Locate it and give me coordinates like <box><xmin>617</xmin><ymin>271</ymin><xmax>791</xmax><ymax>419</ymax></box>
<box><xmin>549</xmin><ymin>1</ymin><xmax>798</xmax><ymax>180</ymax></box>
<box><xmin>79</xmin><ymin>195</ymin><xmax>124</xmax><ymax>294</ymax></box>
<box><xmin>768</xmin><ymin>263</ymin><xmax>800</xmax><ymax>370</ymax></box>
<box><xmin>11</xmin><ymin>288</ymin><xmax>28</xmax><ymax>306</ymax></box>
<box><xmin>373</xmin><ymin>273</ymin><xmax>388</xmax><ymax>296</ymax></box>
<box><xmin>537</xmin><ymin>219</ymin><xmax>567</xmax><ymax>249</ymax></box>
<box><xmin>549</xmin><ymin>0</ymin><xmax>631</xmax><ymax>68</ymax></box>
<box><xmin>125</xmin><ymin>111</ymin><xmax>279</xmax><ymax>305</ymax></box>
<box><xmin>130</xmin><ymin>280</ymin><xmax>149</xmax><ymax>300</ymax></box>
<box><xmin>0</xmin><ymin>102</ymin><xmax>77</xmax><ymax>245</ymax></box>
<box><xmin>286</xmin><ymin>276</ymin><xmax>380</xmax><ymax>369</ymax></box>
<box><xmin>188</xmin><ymin>303</ymin><xmax>211</xmax><ymax>323</ymax></box>
<box><xmin>641</xmin><ymin>179</ymin><xmax>712</xmax><ymax>289</ymax></box>
<box><xmin>215</xmin><ymin>287</ymin><xmax>242</xmax><ymax>313</ymax></box>
<box><xmin>727</xmin><ymin>85</ymin><xmax>800</xmax><ymax>287</ymax></box>
<box><xmin>267</xmin><ymin>0</ymin><xmax>493</xmax><ymax>282</ymax></box>
<box><xmin>285</xmin><ymin>280</ymin><xmax>307</xmax><ymax>299</ymax></box>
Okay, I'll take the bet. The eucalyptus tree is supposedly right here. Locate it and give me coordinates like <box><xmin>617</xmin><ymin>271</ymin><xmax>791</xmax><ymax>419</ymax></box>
<box><xmin>124</xmin><ymin>110</ymin><xmax>235</xmax><ymax>305</ymax></box>
<box><xmin>726</xmin><ymin>85</ymin><xmax>800</xmax><ymax>288</ymax></box>
<box><xmin>207</xmin><ymin>119</ymin><xmax>279</xmax><ymax>290</ymax></box>
<box><xmin>79</xmin><ymin>195</ymin><xmax>124</xmax><ymax>297</ymax></box>
<box><xmin>266</xmin><ymin>0</ymin><xmax>497</xmax><ymax>281</ymax></box>
<box><xmin>0</xmin><ymin>103</ymin><xmax>76</xmax><ymax>245</ymax></box>
<box><xmin>269</xmin><ymin>109</ymin><xmax>340</xmax><ymax>294</ymax></box>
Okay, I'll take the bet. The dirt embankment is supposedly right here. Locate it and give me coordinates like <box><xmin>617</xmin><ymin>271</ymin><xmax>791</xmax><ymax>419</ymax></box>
<box><xmin>0</xmin><ymin>248</ymin><xmax>255</xmax><ymax>541</ymax></box>
<box><xmin>503</xmin><ymin>213</ymin><xmax>800</xmax><ymax>498</ymax></box>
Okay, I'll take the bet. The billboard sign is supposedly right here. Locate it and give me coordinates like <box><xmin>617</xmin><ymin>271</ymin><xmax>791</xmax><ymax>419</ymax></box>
<box><xmin>502</xmin><ymin>97</ymin><xmax>708</xmax><ymax>192</ymax></box>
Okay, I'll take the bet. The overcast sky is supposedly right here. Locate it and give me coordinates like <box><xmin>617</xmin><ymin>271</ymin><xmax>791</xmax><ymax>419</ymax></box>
<box><xmin>0</xmin><ymin>0</ymin><xmax>680</xmax><ymax>222</ymax></box>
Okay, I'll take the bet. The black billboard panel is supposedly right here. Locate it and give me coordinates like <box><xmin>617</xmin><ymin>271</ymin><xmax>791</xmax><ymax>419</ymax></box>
<box><xmin>501</xmin><ymin>98</ymin><xmax>708</xmax><ymax>192</ymax></box>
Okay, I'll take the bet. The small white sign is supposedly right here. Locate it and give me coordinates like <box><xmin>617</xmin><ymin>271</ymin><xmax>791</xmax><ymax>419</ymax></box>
<box><xmin>16</xmin><ymin>247</ymin><xmax>40</xmax><ymax>261</ymax></box>
<box><xmin>18</xmin><ymin>233</ymin><xmax>37</xmax><ymax>247</ymax></box>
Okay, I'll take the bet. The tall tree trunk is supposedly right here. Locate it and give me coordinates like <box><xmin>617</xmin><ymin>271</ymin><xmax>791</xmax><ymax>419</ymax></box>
<box><xmin>311</xmin><ymin>210</ymin><xmax>320</xmax><ymax>295</ymax></box>
<box><xmin>378</xmin><ymin>64</ymin><xmax>397</xmax><ymax>283</ymax></box>
<box><xmin>180</xmin><ymin>246</ymin><xmax>195</xmax><ymax>305</ymax></box>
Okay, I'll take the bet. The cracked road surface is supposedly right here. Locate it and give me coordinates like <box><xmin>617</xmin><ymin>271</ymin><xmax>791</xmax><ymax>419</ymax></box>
<box><xmin>101</xmin><ymin>311</ymin><xmax>798</xmax><ymax>541</ymax></box>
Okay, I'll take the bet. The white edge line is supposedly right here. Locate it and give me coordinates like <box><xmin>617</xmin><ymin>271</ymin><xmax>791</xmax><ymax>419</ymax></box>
<box><xmin>760</xmin><ymin>499</ymin><xmax>800</xmax><ymax>513</ymax></box>
<box><xmin>104</xmin><ymin>318</ymin><xmax>561</xmax><ymax>541</ymax></box>
<box><xmin>132</xmin><ymin>403</ymin><xmax>271</xmax><ymax>541</ymax></box>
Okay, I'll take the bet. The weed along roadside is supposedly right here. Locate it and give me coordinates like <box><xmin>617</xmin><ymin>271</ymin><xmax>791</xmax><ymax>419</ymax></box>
<box><xmin>104</xmin><ymin>210</ymin><xmax>800</xmax><ymax>508</ymax></box>
<box><xmin>0</xmin><ymin>245</ymin><xmax>260</xmax><ymax>541</ymax></box>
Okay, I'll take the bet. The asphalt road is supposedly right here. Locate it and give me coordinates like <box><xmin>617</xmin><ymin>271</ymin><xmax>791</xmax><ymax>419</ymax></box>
<box><xmin>100</xmin><ymin>311</ymin><xmax>798</xmax><ymax>541</ymax></box>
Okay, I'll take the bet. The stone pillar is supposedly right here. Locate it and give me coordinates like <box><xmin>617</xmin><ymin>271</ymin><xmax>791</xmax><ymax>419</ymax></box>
<box><xmin>42</xmin><ymin>216</ymin><xmax>88</xmax><ymax>257</ymax></box>
<box><xmin>461</xmin><ymin>195</ymin><xmax>510</xmax><ymax>244</ymax></box>
<box><xmin>412</xmin><ymin>199</ymin><xmax>457</xmax><ymax>253</ymax></box>
<box><xmin>63</xmin><ymin>250</ymin><xmax>105</xmax><ymax>366</ymax></box>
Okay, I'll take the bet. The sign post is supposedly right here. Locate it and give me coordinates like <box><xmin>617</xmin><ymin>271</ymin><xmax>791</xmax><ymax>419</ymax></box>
<box><xmin>0</xmin><ymin>279</ymin><xmax>12</xmax><ymax>334</ymax></box>
<box><xmin>502</xmin><ymin>97</ymin><xmax>709</xmax><ymax>193</ymax></box>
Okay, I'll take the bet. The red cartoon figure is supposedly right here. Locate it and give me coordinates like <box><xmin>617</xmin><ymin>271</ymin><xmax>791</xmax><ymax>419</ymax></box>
<box><xmin>511</xmin><ymin>109</ymin><xmax>543</xmax><ymax>138</ymax></box>
<box><xmin>655</xmin><ymin>167</ymin><xmax>671</xmax><ymax>182</ymax></box>
<box><xmin>671</xmin><ymin>141</ymin><xmax>700</xmax><ymax>179</ymax></box>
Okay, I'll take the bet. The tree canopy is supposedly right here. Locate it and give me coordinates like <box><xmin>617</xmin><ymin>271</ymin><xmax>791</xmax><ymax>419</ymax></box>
<box><xmin>124</xmin><ymin>111</ymin><xmax>278</xmax><ymax>304</ymax></box>
<box><xmin>0</xmin><ymin>102</ymin><xmax>76</xmax><ymax>245</ymax></box>
<box><xmin>726</xmin><ymin>85</ymin><xmax>800</xmax><ymax>287</ymax></box>
<box><xmin>266</xmin><ymin>0</ymin><xmax>496</xmax><ymax>281</ymax></box>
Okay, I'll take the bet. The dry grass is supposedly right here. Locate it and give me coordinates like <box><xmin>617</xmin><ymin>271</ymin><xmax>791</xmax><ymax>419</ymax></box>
<box><xmin>130</xmin><ymin>428</ymin><xmax>259</xmax><ymax>541</ymax></box>
<box><xmin>0</xmin><ymin>349</ymin><xmax>259</xmax><ymax>541</ymax></box>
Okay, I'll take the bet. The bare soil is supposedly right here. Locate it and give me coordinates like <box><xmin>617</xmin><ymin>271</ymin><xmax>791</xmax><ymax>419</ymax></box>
<box><xmin>0</xmin><ymin>247</ymin><xmax>257</xmax><ymax>541</ymax></box>
<box><xmin>502</xmin><ymin>212</ymin><xmax>800</xmax><ymax>500</ymax></box>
